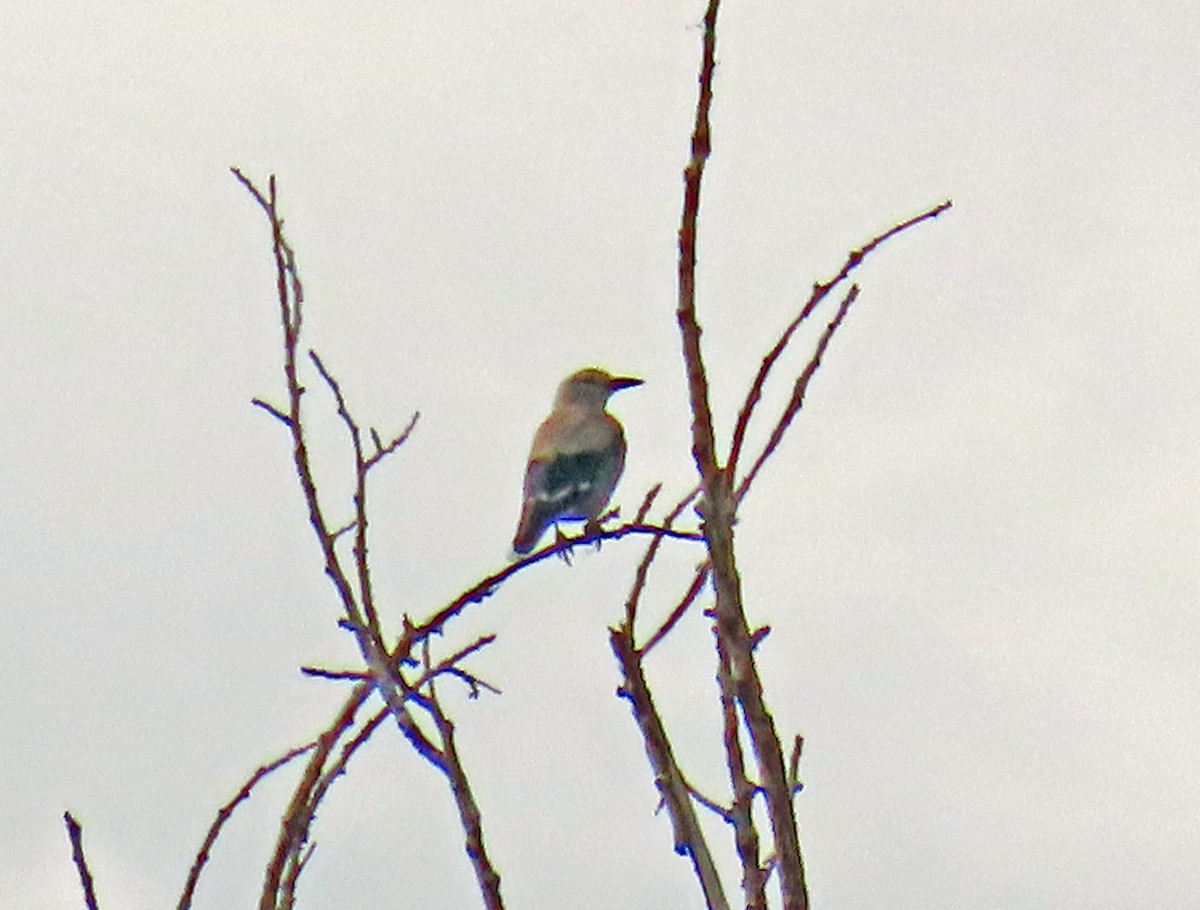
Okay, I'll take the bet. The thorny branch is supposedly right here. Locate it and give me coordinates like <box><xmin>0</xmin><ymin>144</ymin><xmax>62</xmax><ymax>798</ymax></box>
<box><xmin>419</xmin><ymin>644</ymin><xmax>504</xmax><ymax>910</ymax></box>
<box><xmin>676</xmin><ymin>0</ymin><xmax>724</xmax><ymax>502</ymax></box>
<box><xmin>184</xmin><ymin>12</ymin><xmax>952</xmax><ymax>901</ymax></box>
<box><xmin>398</xmin><ymin>514</ymin><xmax>703</xmax><ymax>658</ymax></box>
<box><xmin>177</xmin><ymin>742</ymin><xmax>317</xmax><ymax>910</ymax></box>
<box><xmin>233</xmin><ymin>167</ymin><xmax>508</xmax><ymax>910</ymax></box>
<box><xmin>726</xmin><ymin>200</ymin><xmax>952</xmax><ymax>479</ymax></box>
<box><xmin>607</xmin><ymin>2</ymin><xmax>953</xmax><ymax>909</ymax></box>
<box><xmin>610</xmin><ymin>628</ymin><xmax>730</xmax><ymax>910</ymax></box>
<box><xmin>259</xmin><ymin>682</ymin><xmax>373</xmax><ymax>910</ymax></box>
<box><xmin>230</xmin><ymin>168</ymin><xmax>713</xmax><ymax>910</ymax></box>
<box><xmin>735</xmin><ymin>283</ymin><xmax>860</xmax><ymax>503</ymax></box>
<box><xmin>277</xmin><ymin>708</ymin><xmax>390</xmax><ymax>907</ymax></box>
<box><xmin>670</xmin><ymin>2</ymin><xmax>811</xmax><ymax>903</ymax></box>
<box><xmin>62</xmin><ymin>6</ymin><xmax>952</xmax><ymax>906</ymax></box>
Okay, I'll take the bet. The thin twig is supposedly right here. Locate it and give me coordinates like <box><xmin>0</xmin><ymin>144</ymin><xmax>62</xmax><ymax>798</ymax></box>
<box><xmin>309</xmin><ymin>349</ymin><xmax>383</xmax><ymax>638</ymax></box>
<box><xmin>278</xmin><ymin>709</ymin><xmax>390</xmax><ymax>906</ymax></box>
<box><xmin>676</xmin><ymin>0</ymin><xmax>725</xmax><ymax>501</ymax></box>
<box><xmin>716</xmin><ymin>635</ymin><xmax>767</xmax><ymax>910</ymax></box>
<box><xmin>366</xmin><ymin>411</ymin><xmax>420</xmax><ymax>468</ymax></box>
<box><xmin>624</xmin><ymin>485</ymin><xmax>701</xmax><ymax>631</ymax></box>
<box><xmin>177</xmin><ymin>742</ymin><xmax>317</xmax><ymax>910</ymax></box>
<box><xmin>788</xmin><ymin>734</ymin><xmax>805</xmax><ymax>793</ymax></box>
<box><xmin>303</xmin><ymin>634</ymin><xmax>499</xmax><ymax>693</ymax></box>
<box><xmin>63</xmin><ymin>812</ymin><xmax>101</xmax><ymax>910</ymax></box>
<box><xmin>634</xmin><ymin>483</ymin><xmax>663</xmax><ymax>524</ymax></box>
<box><xmin>237</xmin><ymin>168</ymin><xmax>496</xmax><ymax>909</ymax></box>
<box><xmin>260</xmin><ymin>683</ymin><xmax>373</xmax><ymax>910</ymax></box>
<box><xmin>726</xmin><ymin>199</ymin><xmax>952</xmax><ymax>478</ymax></box>
<box><xmin>669</xmin><ymin>3</ymin><xmax>815</xmax><ymax>906</ymax></box>
<box><xmin>401</xmin><ymin>520</ymin><xmax>703</xmax><ymax>655</ymax></box>
<box><xmin>233</xmin><ymin>170</ymin><xmax>364</xmax><ymax>643</ymax></box>
<box><xmin>440</xmin><ymin>666</ymin><xmax>503</xmax><ymax>697</ymax></box>
<box><xmin>735</xmin><ymin>284</ymin><xmax>860</xmax><ymax>504</ymax></box>
<box><xmin>683</xmin><ymin>779</ymin><xmax>733</xmax><ymax>823</ymax></box>
<box><xmin>420</xmin><ymin>648</ymin><xmax>505</xmax><ymax>909</ymax></box>
<box><xmin>234</xmin><ymin>174</ymin><xmax>425</xmax><ymax>855</ymax></box>
<box><xmin>641</xmin><ymin>563</ymin><xmax>711</xmax><ymax>656</ymax></box>
<box><xmin>251</xmin><ymin>398</ymin><xmax>293</xmax><ymax>426</ymax></box>
<box><xmin>610</xmin><ymin>628</ymin><xmax>730</xmax><ymax>910</ymax></box>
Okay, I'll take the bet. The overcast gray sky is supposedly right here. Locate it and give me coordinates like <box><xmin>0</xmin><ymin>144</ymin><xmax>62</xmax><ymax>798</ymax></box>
<box><xmin>2</xmin><ymin>1</ymin><xmax>1197</xmax><ymax>908</ymax></box>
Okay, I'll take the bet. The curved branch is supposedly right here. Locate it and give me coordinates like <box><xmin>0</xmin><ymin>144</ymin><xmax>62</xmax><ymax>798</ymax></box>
<box><xmin>401</xmin><ymin>520</ymin><xmax>704</xmax><ymax>655</ymax></box>
<box><xmin>735</xmin><ymin>284</ymin><xmax>860</xmax><ymax>504</ymax></box>
<box><xmin>726</xmin><ymin>199</ymin><xmax>952</xmax><ymax>479</ymax></box>
<box><xmin>177</xmin><ymin>742</ymin><xmax>316</xmax><ymax>910</ymax></box>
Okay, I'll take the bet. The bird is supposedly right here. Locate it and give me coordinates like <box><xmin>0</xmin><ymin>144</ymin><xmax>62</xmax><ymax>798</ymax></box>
<box><xmin>512</xmin><ymin>367</ymin><xmax>644</xmax><ymax>554</ymax></box>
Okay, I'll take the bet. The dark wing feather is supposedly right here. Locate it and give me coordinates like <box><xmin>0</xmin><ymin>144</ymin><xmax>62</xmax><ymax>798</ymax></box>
<box><xmin>539</xmin><ymin>449</ymin><xmax>611</xmax><ymax>519</ymax></box>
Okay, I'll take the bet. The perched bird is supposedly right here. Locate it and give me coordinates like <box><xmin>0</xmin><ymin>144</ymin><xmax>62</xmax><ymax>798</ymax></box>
<box><xmin>512</xmin><ymin>367</ymin><xmax>644</xmax><ymax>554</ymax></box>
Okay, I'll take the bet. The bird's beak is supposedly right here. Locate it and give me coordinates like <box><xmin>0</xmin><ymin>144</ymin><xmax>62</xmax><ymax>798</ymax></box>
<box><xmin>608</xmin><ymin>376</ymin><xmax>644</xmax><ymax>392</ymax></box>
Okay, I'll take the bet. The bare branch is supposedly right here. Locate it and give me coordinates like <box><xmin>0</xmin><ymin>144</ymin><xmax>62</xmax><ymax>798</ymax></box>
<box><xmin>63</xmin><ymin>812</ymin><xmax>101</xmax><ymax>910</ymax></box>
<box><xmin>610</xmin><ymin>628</ymin><xmax>729</xmax><ymax>910</ymax></box>
<box><xmin>683</xmin><ymin>779</ymin><xmax>733</xmax><ymax>823</ymax></box>
<box><xmin>420</xmin><ymin>648</ymin><xmax>505</xmax><ymax>909</ymax></box>
<box><xmin>668</xmin><ymin>2</ymin><xmax>816</xmax><ymax>904</ymax></box>
<box><xmin>393</xmin><ymin>706</ymin><xmax>447</xmax><ymax>770</ymax></box>
<box><xmin>279</xmin><ymin>709</ymin><xmax>390</xmax><ymax>904</ymax></box>
<box><xmin>251</xmin><ymin>397</ymin><xmax>293</xmax><ymax>427</ymax></box>
<box><xmin>440</xmin><ymin>665</ymin><xmax>503</xmax><ymax>698</ymax></box>
<box><xmin>366</xmin><ymin>411</ymin><xmax>421</xmax><ymax>469</ymax></box>
<box><xmin>619</xmin><ymin>485</ymin><xmax>700</xmax><ymax>633</ymax></box>
<box><xmin>237</xmin><ymin>172</ymin><xmax>511</xmax><ymax>908</ymax></box>
<box><xmin>230</xmin><ymin>166</ymin><xmax>270</xmax><ymax>210</ymax></box>
<box><xmin>300</xmin><ymin>666</ymin><xmax>368</xmax><ymax>681</ymax></box>
<box><xmin>233</xmin><ymin>169</ymin><xmax>364</xmax><ymax>642</ymax></box>
<box><xmin>633</xmin><ymin>483</ymin><xmax>663</xmax><ymax>524</ymax></box>
<box><xmin>716</xmin><ymin>637</ymin><xmax>767</xmax><ymax>910</ymax></box>
<box><xmin>812</xmin><ymin>199</ymin><xmax>953</xmax><ymax>302</ymax></box>
<box><xmin>676</xmin><ymin>0</ymin><xmax>725</xmax><ymax>499</ymax></box>
<box><xmin>177</xmin><ymin>742</ymin><xmax>316</xmax><ymax>910</ymax></box>
<box><xmin>302</xmin><ymin>634</ymin><xmax>500</xmax><ymax>699</ymax></box>
<box><xmin>735</xmin><ymin>284</ymin><xmax>860</xmax><ymax>505</ymax></box>
<box><xmin>726</xmin><ymin>199</ymin><xmax>952</xmax><ymax>478</ymax></box>
<box><xmin>308</xmin><ymin>348</ymin><xmax>382</xmax><ymax>637</ymax></box>
<box><xmin>788</xmin><ymin>734</ymin><xmax>805</xmax><ymax>793</ymax></box>
<box><xmin>402</xmin><ymin>520</ymin><xmax>703</xmax><ymax>654</ymax></box>
<box><xmin>431</xmin><ymin>634</ymin><xmax>499</xmax><ymax>674</ymax></box>
<box><xmin>260</xmin><ymin>683</ymin><xmax>373</xmax><ymax>910</ymax></box>
<box><xmin>330</xmin><ymin>520</ymin><xmax>356</xmax><ymax>542</ymax></box>
<box><xmin>623</xmin><ymin>485</ymin><xmax>701</xmax><ymax>633</ymax></box>
<box><xmin>313</xmin><ymin>708</ymin><xmax>389</xmax><ymax>803</ymax></box>
<box><xmin>641</xmin><ymin>562</ymin><xmax>711</xmax><ymax>657</ymax></box>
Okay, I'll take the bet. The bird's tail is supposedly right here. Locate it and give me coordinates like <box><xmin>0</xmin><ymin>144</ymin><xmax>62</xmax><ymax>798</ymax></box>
<box><xmin>512</xmin><ymin>500</ymin><xmax>552</xmax><ymax>554</ymax></box>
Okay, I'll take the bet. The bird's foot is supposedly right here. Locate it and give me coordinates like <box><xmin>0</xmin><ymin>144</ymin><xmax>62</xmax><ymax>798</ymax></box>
<box><xmin>553</xmin><ymin>524</ymin><xmax>574</xmax><ymax>565</ymax></box>
<box><xmin>584</xmin><ymin>518</ymin><xmax>604</xmax><ymax>551</ymax></box>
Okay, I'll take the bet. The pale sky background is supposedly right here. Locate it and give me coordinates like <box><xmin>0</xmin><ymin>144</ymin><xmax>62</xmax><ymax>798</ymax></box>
<box><xmin>1</xmin><ymin>1</ymin><xmax>1197</xmax><ymax>908</ymax></box>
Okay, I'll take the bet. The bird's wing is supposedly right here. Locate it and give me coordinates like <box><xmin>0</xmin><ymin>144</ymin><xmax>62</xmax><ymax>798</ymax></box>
<box><xmin>527</xmin><ymin>435</ymin><xmax>623</xmax><ymax>519</ymax></box>
<box><xmin>513</xmin><ymin>410</ymin><xmax>627</xmax><ymax>553</ymax></box>
<box><xmin>515</xmin><ymin>450</ymin><xmax>608</xmax><ymax>552</ymax></box>
<box><xmin>538</xmin><ymin>449</ymin><xmax>609</xmax><ymax>514</ymax></box>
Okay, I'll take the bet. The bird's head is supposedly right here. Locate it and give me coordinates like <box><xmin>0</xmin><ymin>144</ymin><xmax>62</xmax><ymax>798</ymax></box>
<box><xmin>557</xmin><ymin>367</ymin><xmax>644</xmax><ymax>409</ymax></box>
